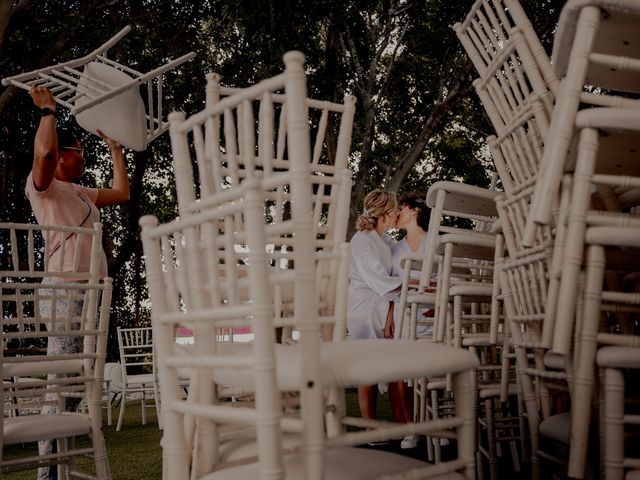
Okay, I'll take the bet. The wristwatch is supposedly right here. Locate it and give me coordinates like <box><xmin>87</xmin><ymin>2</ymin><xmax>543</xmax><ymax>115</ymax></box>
<box><xmin>39</xmin><ymin>107</ymin><xmax>56</xmax><ymax>118</ymax></box>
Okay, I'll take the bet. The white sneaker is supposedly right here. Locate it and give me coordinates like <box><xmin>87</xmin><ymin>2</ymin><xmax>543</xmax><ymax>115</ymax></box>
<box><xmin>400</xmin><ymin>435</ymin><xmax>419</xmax><ymax>449</ymax></box>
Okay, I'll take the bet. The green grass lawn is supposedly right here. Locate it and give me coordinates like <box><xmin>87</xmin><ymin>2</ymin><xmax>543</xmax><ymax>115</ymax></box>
<box><xmin>3</xmin><ymin>389</ymin><xmax>395</xmax><ymax>479</ymax></box>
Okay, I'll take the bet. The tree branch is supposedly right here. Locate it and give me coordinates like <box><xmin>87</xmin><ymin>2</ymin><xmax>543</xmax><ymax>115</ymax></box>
<box><xmin>387</xmin><ymin>73</ymin><xmax>474</xmax><ymax>192</ymax></box>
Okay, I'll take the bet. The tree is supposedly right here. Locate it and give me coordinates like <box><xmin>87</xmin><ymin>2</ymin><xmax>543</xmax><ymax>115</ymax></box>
<box><xmin>1</xmin><ymin>0</ymin><xmax>566</xmax><ymax>355</ymax></box>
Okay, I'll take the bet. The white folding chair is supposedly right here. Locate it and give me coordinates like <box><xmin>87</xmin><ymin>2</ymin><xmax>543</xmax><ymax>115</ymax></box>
<box><xmin>112</xmin><ymin>326</ymin><xmax>160</xmax><ymax>431</ymax></box>
<box><xmin>144</xmin><ymin>50</ymin><xmax>480</xmax><ymax>480</ymax></box>
<box><xmin>0</xmin><ymin>222</ymin><xmax>112</xmax><ymax>479</ymax></box>
<box><xmin>1</xmin><ymin>25</ymin><xmax>195</xmax><ymax>151</ymax></box>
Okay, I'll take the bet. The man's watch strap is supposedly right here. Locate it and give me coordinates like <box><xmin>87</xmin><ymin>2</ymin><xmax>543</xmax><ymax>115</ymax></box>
<box><xmin>39</xmin><ymin>107</ymin><xmax>56</xmax><ymax>118</ymax></box>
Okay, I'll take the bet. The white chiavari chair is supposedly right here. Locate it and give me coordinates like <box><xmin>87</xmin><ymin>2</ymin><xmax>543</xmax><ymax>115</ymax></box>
<box><xmin>0</xmin><ymin>222</ymin><xmax>112</xmax><ymax>479</ymax></box>
<box><xmin>1</xmin><ymin>26</ymin><xmax>194</xmax><ymax>151</ymax></box>
<box><xmin>113</xmin><ymin>326</ymin><xmax>161</xmax><ymax>431</ymax></box>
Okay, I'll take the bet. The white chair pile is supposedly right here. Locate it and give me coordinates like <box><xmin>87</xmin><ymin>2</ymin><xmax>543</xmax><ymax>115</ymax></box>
<box><xmin>142</xmin><ymin>50</ymin><xmax>481</xmax><ymax>479</ymax></box>
<box><xmin>0</xmin><ymin>222</ymin><xmax>112</xmax><ymax>479</ymax></box>
<box><xmin>455</xmin><ymin>0</ymin><xmax>640</xmax><ymax>479</ymax></box>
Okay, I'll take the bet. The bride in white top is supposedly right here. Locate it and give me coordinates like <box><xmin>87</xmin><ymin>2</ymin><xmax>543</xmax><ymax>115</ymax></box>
<box><xmin>347</xmin><ymin>190</ymin><xmax>400</xmax><ymax>420</ymax></box>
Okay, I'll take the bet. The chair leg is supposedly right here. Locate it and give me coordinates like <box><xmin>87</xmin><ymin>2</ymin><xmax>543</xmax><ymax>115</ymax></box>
<box><xmin>486</xmin><ymin>397</ymin><xmax>499</xmax><ymax>480</ymax></box>
<box><xmin>154</xmin><ymin>381</ymin><xmax>162</xmax><ymax>429</ymax></box>
<box><xmin>141</xmin><ymin>390</ymin><xmax>147</xmax><ymax>426</ymax></box>
<box><xmin>569</xmin><ymin>244</ymin><xmax>604</xmax><ymax>478</ymax></box>
<box><xmin>116</xmin><ymin>389</ymin><xmax>126</xmax><ymax>431</ymax></box>
<box><xmin>432</xmin><ymin>388</ymin><xmax>442</xmax><ymax>464</ymax></box>
<box><xmin>603</xmin><ymin>368</ymin><xmax>625</xmax><ymax>480</ymax></box>
<box><xmin>93</xmin><ymin>431</ymin><xmax>111</xmax><ymax>480</ymax></box>
<box><xmin>554</xmin><ymin>127</ymin><xmax>599</xmax><ymax>357</ymax></box>
<box><xmin>56</xmin><ymin>436</ymin><xmax>70</xmax><ymax>480</ymax></box>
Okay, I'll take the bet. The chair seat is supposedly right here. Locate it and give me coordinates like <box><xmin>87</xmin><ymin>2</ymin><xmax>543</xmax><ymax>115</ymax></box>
<box><xmin>539</xmin><ymin>411</ymin><xmax>571</xmax><ymax>445</ymax></box>
<box><xmin>124</xmin><ymin>373</ymin><xmax>156</xmax><ymax>386</ymax></box>
<box><xmin>4</xmin><ymin>413</ymin><xmax>91</xmax><ymax>445</ymax></box>
<box><xmin>216</xmin><ymin>427</ymin><xmax>304</xmax><ymax>463</ymax></box>
<box><xmin>462</xmin><ymin>335</ymin><xmax>501</xmax><ymax>347</ymax></box>
<box><xmin>3</xmin><ymin>359</ymin><xmax>84</xmax><ymax>377</ymax></box>
<box><xmin>201</xmin><ymin>446</ymin><xmax>465</xmax><ymax>480</ymax></box>
<box><xmin>448</xmin><ymin>284</ymin><xmax>493</xmax><ymax>298</ymax></box>
<box><xmin>187</xmin><ymin>340</ymin><xmax>479</xmax><ymax>392</ymax></box>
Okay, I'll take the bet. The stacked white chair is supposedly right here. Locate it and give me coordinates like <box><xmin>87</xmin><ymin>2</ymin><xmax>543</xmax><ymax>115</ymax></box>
<box><xmin>454</xmin><ymin>2</ymin><xmax>574</xmax><ymax>478</ymax></box>
<box><xmin>142</xmin><ymin>50</ymin><xmax>481</xmax><ymax>479</ymax></box>
<box><xmin>1</xmin><ymin>26</ymin><xmax>195</xmax><ymax>151</ymax></box>
<box><xmin>525</xmin><ymin>0</ymin><xmax>640</xmax><ymax>244</ymax></box>
<box><xmin>0</xmin><ymin>222</ymin><xmax>112</xmax><ymax>479</ymax></box>
<box><xmin>457</xmin><ymin>0</ymin><xmax>640</xmax><ymax>478</ymax></box>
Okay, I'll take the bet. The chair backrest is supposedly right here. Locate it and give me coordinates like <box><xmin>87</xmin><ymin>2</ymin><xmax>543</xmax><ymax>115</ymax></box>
<box><xmin>454</xmin><ymin>0</ymin><xmax>557</xmax><ymax>129</ymax></box>
<box><xmin>454</xmin><ymin>0</ymin><xmax>559</xmax><ymax>91</ymax></box>
<box><xmin>1</xmin><ymin>26</ymin><xmax>195</xmax><ymax>151</ymax></box>
<box><xmin>421</xmin><ymin>181</ymin><xmax>498</xmax><ymax>292</ymax></box>
<box><xmin>170</xmin><ymin>72</ymin><xmax>355</xmax><ymax>249</ymax></box>
<box><xmin>143</xmin><ymin>51</ymin><xmax>327</xmax><ymax>479</ymax></box>
<box><xmin>1</xmin><ymin>223</ymin><xmax>112</xmax><ymax>474</ymax></box>
<box><xmin>116</xmin><ymin>326</ymin><xmax>154</xmax><ymax>379</ymax></box>
<box><xmin>485</xmin><ymin>93</ymin><xmax>548</xmax><ymax>196</ymax></box>
<box><xmin>394</xmin><ymin>181</ymin><xmax>499</xmax><ymax>344</ymax></box>
<box><xmin>168</xmin><ymin>68</ymin><xmax>355</xmax><ymax>344</ymax></box>
<box><xmin>0</xmin><ymin>222</ymin><xmax>104</xmax><ymax>280</ymax></box>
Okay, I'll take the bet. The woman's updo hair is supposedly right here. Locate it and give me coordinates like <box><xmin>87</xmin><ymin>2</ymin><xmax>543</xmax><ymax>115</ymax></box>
<box><xmin>398</xmin><ymin>192</ymin><xmax>431</xmax><ymax>231</ymax></box>
<box><xmin>356</xmin><ymin>190</ymin><xmax>397</xmax><ymax>232</ymax></box>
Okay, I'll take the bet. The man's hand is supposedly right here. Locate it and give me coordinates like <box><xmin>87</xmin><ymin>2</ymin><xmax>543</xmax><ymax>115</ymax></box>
<box><xmin>29</xmin><ymin>86</ymin><xmax>56</xmax><ymax>110</ymax></box>
<box><xmin>97</xmin><ymin>129</ymin><xmax>123</xmax><ymax>152</ymax></box>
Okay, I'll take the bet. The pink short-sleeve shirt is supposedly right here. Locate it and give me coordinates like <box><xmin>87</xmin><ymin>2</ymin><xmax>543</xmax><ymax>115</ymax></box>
<box><xmin>25</xmin><ymin>172</ymin><xmax>107</xmax><ymax>277</ymax></box>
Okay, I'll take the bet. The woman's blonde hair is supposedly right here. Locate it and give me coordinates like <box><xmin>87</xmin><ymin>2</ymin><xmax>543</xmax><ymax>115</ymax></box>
<box><xmin>356</xmin><ymin>190</ymin><xmax>397</xmax><ymax>231</ymax></box>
